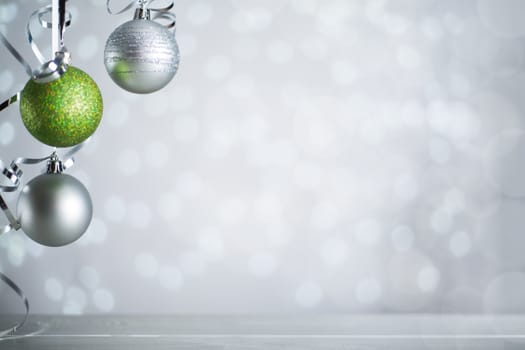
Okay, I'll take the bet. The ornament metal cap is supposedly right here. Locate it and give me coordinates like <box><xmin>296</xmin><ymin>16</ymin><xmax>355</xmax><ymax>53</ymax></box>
<box><xmin>46</xmin><ymin>152</ymin><xmax>65</xmax><ymax>174</ymax></box>
<box><xmin>134</xmin><ymin>7</ymin><xmax>151</xmax><ymax>20</ymax></box>
<box><xmin>32</xmin><ymin>50</ymin><xmax>72</xmax><ymax>84</ymax></box>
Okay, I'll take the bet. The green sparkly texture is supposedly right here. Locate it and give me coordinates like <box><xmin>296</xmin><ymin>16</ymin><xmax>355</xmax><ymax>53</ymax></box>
<box><xmin>20</xmin><ymin>66</ymin><xmax>103</xmax><ymax>147</ymax></box>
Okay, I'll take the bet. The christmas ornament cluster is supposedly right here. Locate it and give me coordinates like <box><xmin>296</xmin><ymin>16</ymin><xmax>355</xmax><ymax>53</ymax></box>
<box><xmin>0</xmin><ymin>0</ymin><xmax>179</xmax><ymax>247</ymax></box>
<box><xmin>0</xmin><ymin>0</ymin><xmax>180</xmax><ymax>334</ymax></box>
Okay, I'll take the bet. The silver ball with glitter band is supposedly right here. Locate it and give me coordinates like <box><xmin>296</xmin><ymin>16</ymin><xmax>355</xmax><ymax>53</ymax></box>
<box><xmin>104</xmin><ymin>6</ymin><xmax>180</xmax><ymax>94</ymax></box>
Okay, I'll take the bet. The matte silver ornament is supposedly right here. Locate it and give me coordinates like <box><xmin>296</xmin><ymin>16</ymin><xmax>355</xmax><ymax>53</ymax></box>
<box><xmin>104</xmin><ymin>19</ymin><xmax>180</xmax><ymax>94</ymax></box>
<box><xmin>17</xmin><ymin>173</ymin><xmax>93</xmax><ymax>247</ymax></box>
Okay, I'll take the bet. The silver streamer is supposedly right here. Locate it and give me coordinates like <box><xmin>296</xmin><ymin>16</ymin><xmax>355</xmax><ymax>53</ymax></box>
<box><xmin>0</xmin><ymin>1</ymin><xmax>72</xmax><ymax>83</ymax></box>
<box><xmin>0</xmin><ymin>273</ymin><xmax>29</xmax><ymax>337</ymax></box>
<box><xmin>106</xmin><ymin>0</ymin><xmax>176</xmax><ymax>30</ymax></box>
<box><xmin>0</xmin><ymin>111</ymin><xmax>86</xmax><ymax>331</ymax></box>
<box><xmin>0</xmin><ymin>139</ymin><xmax>88</xmax><ymax>337</ymax></box>
<box><xmin>0</xmin><ymin>0</ymin><xmax>80</xmax><ymax>336</ymax></box>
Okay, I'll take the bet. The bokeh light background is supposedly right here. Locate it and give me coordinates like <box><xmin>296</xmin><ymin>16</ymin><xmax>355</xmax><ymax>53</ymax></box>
<box><xmin>1</xmin><ymin>0</ymin><xmax>525</xmax><ymax>314</ymax></box>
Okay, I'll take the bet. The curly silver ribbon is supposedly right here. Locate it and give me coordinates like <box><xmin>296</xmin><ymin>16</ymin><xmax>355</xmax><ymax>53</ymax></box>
<box><xmin>0</xmin><ymin>0</ymin><xmax>89</xmax><ymax>337</ymax></box>
<box><xmin>107</xmin><ymin>0</ymin><xmax>177</xmax><ymax>30</ymax></box>
<box><xmin>0</xmin><ymin>96</ymin><xmax>87</xmax><ymax>337</ymax></box>
<box><xmin>0</xmin><ymin>143</ymin><xmax>85</xmax><ymax>235</ymax></box>
<box><xmin>0</xmin><ymin>138</ymin><xmax>87</xmax><ymax>338</ymax></box>
<box><xmin>0</xmin><ymin>0</ymin><xmax>72</xmax><ymax>83</ymax></box>
<box><xmin>0</xmin><ymin>273</ymin><xmax>29</xmax><ymax>337</ymax></box>
<box><xmin>28</xmin><ymin>2</ymin><xmax>71</xmax><ymax>65</ymax></box>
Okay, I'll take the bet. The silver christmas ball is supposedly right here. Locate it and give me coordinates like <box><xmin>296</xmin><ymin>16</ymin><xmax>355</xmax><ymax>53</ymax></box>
<box><xmin>104</xmin><ymin>19</ymin><xmax>180</xmax><ymax>94</ymax></box>
<box><xmin>17</xmin><ymin>173</ymin><xmax>93</xmax><ymax>247</ymax></box>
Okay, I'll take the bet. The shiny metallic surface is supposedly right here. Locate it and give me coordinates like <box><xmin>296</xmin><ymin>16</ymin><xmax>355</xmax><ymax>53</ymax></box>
<box><xmin>32</xmin><ymin>50</ymin><xmax>71</xmax><ymax>84</ymax></box>
<box><xmin>3</xmin><ymin>315</ymin><xmax>525</xmax><ymax>350</ymax></box>
<box><xmin>16</xmin><ymin>173</ymin><xmax>92</xmax><ymax>247</ymax></box>
<box><xmin>133</xmin><ymin>7</ymin><xmax>150</xmax><ymax>20</ymax></box>
<box><xmin>46</xmin><ymin>159</ymin><xmax>65</xmax><ymax>174</ymax></box>
<box><xmin>46</xmin><ymin>154</ymin><xmax>65</xmax><ymax>174</ymax></box>
<box><xmin>104</xmin><ymin>19</ymin><xmax>179</xmax><ymax>94</ymax></box>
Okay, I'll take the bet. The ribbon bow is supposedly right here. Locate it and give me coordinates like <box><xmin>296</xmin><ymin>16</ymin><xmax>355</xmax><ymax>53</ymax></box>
<box><xmin>0</xmin><ymin>1</ymin><xmax>72</xmax><ymax>82</ymax></box>
<box><xmin>0</xmin><ymin>1</ymin><xmax>81</xmax><ymax>337</ymax></box>
<box><xmin>0</xmin><ymin>273</ymin><xmax>28</xmax><ymax>337</ymax></box>
<box><xmin>107</xmin><ymin>0</ymin><xmax>177</xmax><ymax>30</ymax></box>
<box><xmin>0</xmin><ymin>0</ymin><xmax>74</xmax><ymax>132</ymax></box>
<box><xmin>0</xmin><ymin>138</ymin><xmax>87</xmax><ymax>338</ymax></box>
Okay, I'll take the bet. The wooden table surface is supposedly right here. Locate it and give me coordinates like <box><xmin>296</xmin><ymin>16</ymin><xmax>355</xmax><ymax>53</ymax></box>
<box><xmin>1</xmin><ymin>314</ymin><xmax>525</xmax><ymax>349</ymax></box>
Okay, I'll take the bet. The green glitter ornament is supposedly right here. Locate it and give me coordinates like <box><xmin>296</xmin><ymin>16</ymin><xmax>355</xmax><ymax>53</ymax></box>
<box><xmin>20</xmin><ymin>66</ymin><xmax>103</xmax><ymax>148</ymax></box>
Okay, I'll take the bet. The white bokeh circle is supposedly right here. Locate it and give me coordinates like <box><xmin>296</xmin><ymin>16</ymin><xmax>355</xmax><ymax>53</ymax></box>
<box><xmin>45</xmin><ymin>278</ymin><xmax>64</xmax><ymax>302</ymax></box>
<box><xmin>93</xmin><ymin>288</ymin><xmax>115</xmax><ymax>312</ymax></box>
<box><xmin>78</xmin><ymin>266</ymin><xmax>100</xmax><ymax>290</ymax></box>
<box><xmin>477</xmin><ymin>0</ymin><xmax>525</xmax><ymax>37</ymax></box>
<box><xmin>186</xmin><ymin>2</ymin><xmax>213</xmax><ymax>26</ymax></box>
<box><xmin>355</xmin><ymin>278</ymin><xmax>382</xmax><ymax>305</ymax></box>
<box><xmin>104</xmin><ymin>196</ymin><xmax>127</xmax><ymax>223</ymax></box>
<box><xmin>320</xmin><ymin>236</ymin><xmax>348</xmax><ymax>267</ymax></box>
<box><xmin>249</xmin><ymin>252</ymin><xmax>277</xmax><ymax>277</ymax></box>
<box><xmin>391</xmin><ymin>225</ymin><xmax>415</xmax><ymax>252</ymax></box>
<box><xmin>485</xmin><ymin>130</ymin><xmax>525</xmax><ymax>197</ymax></box>
<box><xmin>484</xmin><ymin>272</ymin><xmax>525</xmax><ymax>313</ymax></box>
<box><xmin>0</xmin><ymin>121</ymin><xmax>15</xmax><ymax>145</ymax></box>
<box><xmin>478</xmin><ymin>200</ymin><xmax>525</xmax><ymax>268</ymax></box>
<box><xmin>179</xmin><ymin>251</ymin><xmax>206</xmax><ymax>276</ymax></box>
<box><xmin>0</xmin><ymin>70</ymin><xmax>14</xmax><ymax>93</ymax></box>
<box><xmin>449</xmin><ymin>231</ymin><xmax>472</xmax><ymax>258</ymax></box>
<box><xmin>384</xmin><ymin>251</ymin><xmax>438</xmax><ymax>311</ymax></box>
<box><xmin>77</xmin><ymin>35</ymin><xmax>99</xmax><ymax>60</ymax></box>
<box><xmin>0</xmin><ymin>2</ymin><xmax>18</xmax><ymax>23</ymax></box>
<box><xmin>135</xmin><ymin>253</ymin><xmax>159</xmax><ymax>278</ymax></box>
<box><xmin>158</xmin><ymin>265</ymin><xmax>184</xmax><ymax>290</ymax></box>
<box><xmin>354</xmin><ymin>218</ymin><xmax>383</xmax><ymax>246</ymax></box>
<box><xmin>295</xmin><ymin>281</ymin><xmax>323</xmax><ymax>308</ymax></box>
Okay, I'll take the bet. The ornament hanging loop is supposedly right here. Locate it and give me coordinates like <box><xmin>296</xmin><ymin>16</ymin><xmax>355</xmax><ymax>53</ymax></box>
<box><xmin>32</xmin><ymin>49</ymin><xmax>71</xmax><ymax>83</ymax></box>
<box><xmin>28</xmin><ymin>2</ymin><xmax>72</xmax><ymax>66</ymax></box>
<box><xmin>107</xmin><ymin>0</ymin><xmax>176</xmax><ymax>30</ymax></box>
<box><xmin>52</xmin><ymin>0</ymin><xmax>68</xmax><ymax>55</ymax></box>
<box><xmin>0</xmin><ymin>0</ymin><xmax>72</xmax><ymax>80</ymax></box>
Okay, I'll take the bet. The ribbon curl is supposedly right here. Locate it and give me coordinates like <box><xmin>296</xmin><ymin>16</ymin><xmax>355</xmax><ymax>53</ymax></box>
<box><xmin>0</xmin><ymin>1</ymin><xmax>73</xmax><ymax>122</ymax></box>
<box><xmin>107</xmin><ymin>0</ymin><xmax>177</xmax><ymax>30</ymax></box>
<box><xmin>0</xmin><ymin>272</ymin><xmax>29</xmax><ymax>337</ymax></box>
<box><xmin>28</xmin><ymin>3</ymin><xmax>72</xmax><ymax>66</ymax></box>
<box><xmin>0</xmin><ymin>138</ymin><xmax>87</xmax><ymax>338</ymax></box>
<box><xmin>0</xmin><ymin>93</ymin><xmax>88</xmax><ymax>338</ymax></box>
<box><xmin>0</xmin><ymin>0</ymin><xmax>84</xmax><ymax>337</ymax></box>
<box><xmin>0</xmin><ymin>1</ymin><xmax>72</xmax><ymax>82</ymax></box>
<box><xmin>0</xmin><ymin>141</ymin><xmax>88</xmax><ymax>237</ymax></box>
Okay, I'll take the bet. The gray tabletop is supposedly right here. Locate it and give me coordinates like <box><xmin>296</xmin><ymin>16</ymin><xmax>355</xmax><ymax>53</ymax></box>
<box><xmin>1</xmin><ymin>314</ymin><xmax>525</xmax><ymax>349</ymax></box>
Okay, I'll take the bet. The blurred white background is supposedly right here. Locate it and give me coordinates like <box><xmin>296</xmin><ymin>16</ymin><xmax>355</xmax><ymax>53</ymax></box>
<box><xmin>1</xmin><ymin>0</ymin><xmax>525</xmax><ymax>314</ymax></box>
